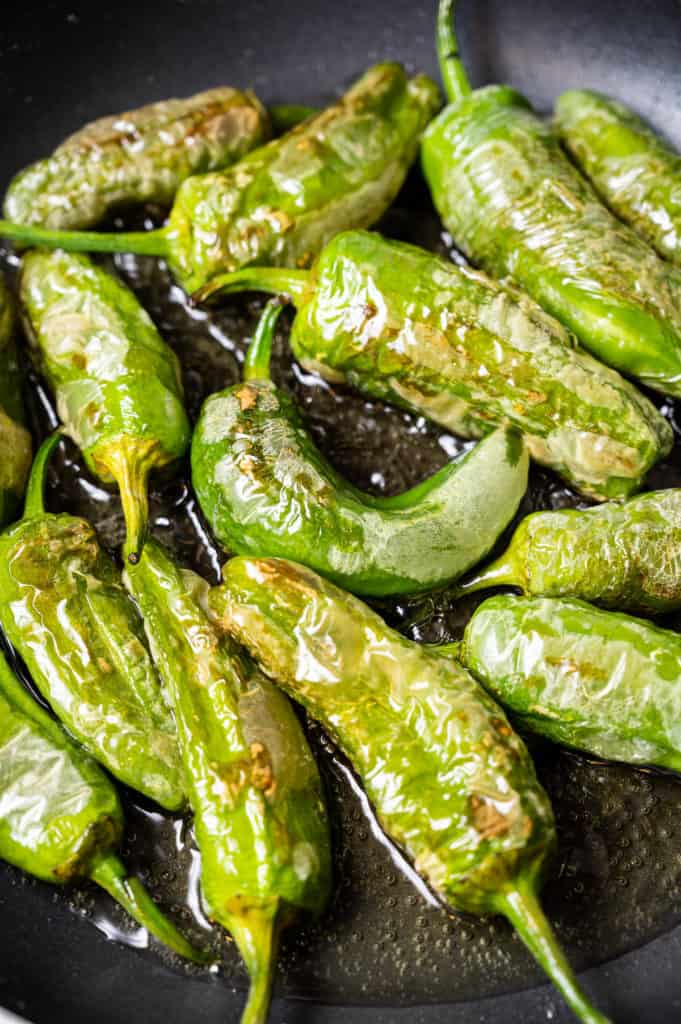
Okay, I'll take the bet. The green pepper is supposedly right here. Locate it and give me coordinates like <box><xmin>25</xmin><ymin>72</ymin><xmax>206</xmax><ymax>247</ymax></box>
<box><xmin>555</xmin><ymin>90</ymin><xmax>681</xmax><ymax>265</ymax></box>
<box><xmin>454</xmin><ymin>488</ymin><xmax>681</xmax><ymax>615</ymax></box>
<box><xmin>125</xmin><ymin>540</ymin><xmax>331</xmax><ymax>1024</ymax></box>
<box><xmin>194</xmin><ymin>229</ymin><xmax>671</xmax><ymax>502</ymax></box>
<box><xmin>4</xmin><ymin>87</ymin><xmax>269</xmax><ymax>231</ymax></box>
<box><xmin>0</xmin><ymin>276</ymin><xmax>31</xmax><ymax>527</ymax></box>
<box><xmin>0</xmin><ymin>64</ymin><xmax>440</xmax><ymax>293</ymax></box>
<box><xmin>0</xmin><ymin>434</ymin><xmax>184</xmax><ymax>810</ymax></box>
<box><xmin>19</xmin><ymin>249</ymin><xmax>190</xmax><ymax>559</ymax></box>
<box><xmin>0</xmin><ymin>644</ymin><xmax>204</xmax><ymax>962</ymax></box>
<box><xmin>419</xmin><ymin>0</ymin><xmax>681</xmax><ymax>397</ymax></box>
<box><xmin>191</xmin><ymin>299</ymin><xmax>529</xmax><ymax>596</ymax></box>
<box><xmin>459</xmin><ymin>594</ymin><xmax>681</xmax><ymax>774</ymax></box>
<box><xmin>210</xmin><ymin>556</ymin><xmax>610</xmax><ymax>1024</ymax></box>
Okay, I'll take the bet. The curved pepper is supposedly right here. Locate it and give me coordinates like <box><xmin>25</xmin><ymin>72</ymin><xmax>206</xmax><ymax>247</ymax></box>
<box><xmin>4</xmin><ymin>87</ymin><xmax>270</xmax><ymax>230</ymax></box>
<box><xmin>19</xmin><ymin>249</ymin><xmax>190</xmax><ymax>560</ymax></box>
<box><xmin>193</xmin><ymin>229</ymin><xmax>671</xmax><ymax>501</ymax></box>
<box><xmin>0</xmin><ymin>64</ymin><xmax>440</xmax><ymax>293</ymax></box>
<box><xmin>0</xmin><ymin>434</ymin><xmax>184</xmax><ymax>810</ymax></box>
<box><xmin>0</xmin><ymin>277</ymin><xmax>31</xmax><ymax>527</ymax></box>
<box><xmin>210</xmin><ymin>556</ymin><xmax>611</xmax><ymax>1024</ymax></box>
<box><xmin>191</xmin><ymin>299</ymin><xmax>529</xmax><ymax>597</ymax></box>
<box><xmin>555</xmin><ymin>90</ymin><xmax>681</xmax><ymax>265</ymax></box>
<box><xmin>454</xmin><ymin>488</ymin><xmax>681</xmax><ymax>615</ymax></box>
<box><xmin>459</xmin><ymin>594</ymin><xmax>681</xmax><ymax>774</ymax></box>
<box><xmin>420</xmin><ymin>0</ymin><xmax>681</xmax><ymax>396</ymax></box>
<box><xmin>0</xmin><ymin>645</ymin><xmax>204</xmax><ymax>962</ymax></box>
<box><xmin>125</xmin><ymin>540</ymin><xmax>331</xmax><ymax>1024</ymax></box>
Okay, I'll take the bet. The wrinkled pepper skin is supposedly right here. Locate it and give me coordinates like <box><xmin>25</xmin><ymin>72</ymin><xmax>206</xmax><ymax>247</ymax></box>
<box><xmin>421</xmin><ymin>1</ymin><xmax>681</xmax><ymax>397</ymax></box>
<box><xmin>210</xmin><ymin>556</ymin><xmax>610</xmax><ymax>1024</ymax></box>
<box><xmin>460</xmin><ymin>594</ymin><xmax>681</xmax><ymax>774</ymax></box>
<box><xmin>555</xmin><ymin>90</ymin><xmax>681</xmax><ymax>265</ymax></box>
<box><xmin>125</xmin><ymin>541</ymin><xmax>331</xmax><ymax>1024</ymax></box>
<box><xmin>0</xmin><ymin>436</ymin><xmax>184</xmax><ymax>810</ymax></box>
<box><xmin>4</xmin><ymin>87</ymin><xmax>270</xmax><ymax>230</ymax></box>
<box><xmin>456</xmin><ymin>488</ymin><xmax>681</xmax><ymax>615</ymax></box>
<box><xmin>0</xmin><ymin>277</ymin><xmax>31</xmax><ymax>527</ymax></box>
<box><xmin>191</xmin><ymin>299</ymin><xmax>529</xmax><ymax>596</ymax></box>
<box><xmin>19</xmin><ymin>249</ymin><xmax>190</xmax><ymax>558</ymax></box>
<box><xmin>198</xmin><ymin>230</ymin><xmax>671</xmax><ymax>502</ymax></box>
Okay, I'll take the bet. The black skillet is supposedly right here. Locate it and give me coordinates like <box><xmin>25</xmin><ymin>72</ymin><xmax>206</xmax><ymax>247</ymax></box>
<box><xmin>2</xmin><ymin>1</ymin><xmax>681</xmax><ymax>1022</ymax></box>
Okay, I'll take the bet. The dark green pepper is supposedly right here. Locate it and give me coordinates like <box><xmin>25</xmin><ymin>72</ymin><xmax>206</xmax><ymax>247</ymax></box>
<box><xmin>420</xmin><ymin>0</ymin><xmax>681</xmax><ymax>397</ymax></box>
<box><xmin>19</xmin><ymin>249</ymin><xmax>190</xmax><ymax>559</ymax></box>
<box><xmin>0</xmin><ymin>64</ymin><xmax>440</xmax><ymax>293</ymax></box>
<box><xmin>0</xmin><ymin>276</ymin><xmax>31</xmax><ymax>527</ymax></box>
<box><xmin>125</xmin><ymin>540</ymin><xmax>331</xmax><ymax>1024</ymax></box>
<box><xmin>0</xmin><ymin>646</ymin><xmax>204</xmax><ymax>961</ymax></box>
<box><xmin>0</xmin><ymin>434</ymin><xmax>184</xmax><ymax>810</ymax></box>
<box><xmin>455</xmin><ymin>488</ymin><xmax>681</xmax><ymax>615</ymax></box>
<box><xmin>210</xmin><ymin>556</ymin><xmax>610</xmax><ymax>1024</ymax></box>
<box><xmin>4</xmin><ymin>87</ymin><xmax>269</xmax><ymax>230</ymax></box>
<box><xmin>194</xmin><ymin>229</ymin><xmax>671</xmax><ymax>501</ymax></box>
<box><xmin>191</xmin><ymin>299</ymin><xmax>529</xmax><ymax>597</ymax></box>
<box><xmin>555</xmin><ymin>90</ymin><xmax>681</xmax><ymax>265</ymax></box>
<box><xmin>459</xmin><ymin>594</ymin><xmax>681</xmax><ymax>774</ymax></box>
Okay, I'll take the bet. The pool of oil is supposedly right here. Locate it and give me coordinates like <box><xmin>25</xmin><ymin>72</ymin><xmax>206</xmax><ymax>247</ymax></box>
<box><xmin>3</xmin><ymin>178</ymin><xmax>681</xmax><ymax>1007</ymax></box>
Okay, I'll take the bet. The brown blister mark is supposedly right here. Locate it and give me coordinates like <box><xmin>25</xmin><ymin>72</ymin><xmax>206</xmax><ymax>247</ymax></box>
<box><xmin>71</xmin><ymin>352</ymin><xmax>86</xmax><ymax>370</ymax></box>
<box><xmin>239</xmin><ymin>455</ymin><xmax>257</xmax><ymax>477</ymax></box>
<box><xmin>235</xmin><ymin>385</ymin><xmax>258</xmax><ymax>411</ymax></box>
<box><xmin>490</xmin><ymin>717</ymin><xmax>512</xmax><ymax>738</ymax></box>
<box><xmin>250</xmin><ymin>741</ymin><xmax>276</xmax><ymax>797</ymax></box>
<box><xmin>470</xmin><ymin>795</ymin><xmax>510</xmax><ymax>839</ymax></box>
<box><xmin>96</xmin><ymin>657</ymin><xmax>112</xmax><ymax>674</ymax></box>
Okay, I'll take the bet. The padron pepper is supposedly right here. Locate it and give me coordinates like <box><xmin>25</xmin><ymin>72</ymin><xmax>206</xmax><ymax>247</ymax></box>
<box><xmin>454</xmin><ymin>488</ymin><xmax>681</xmax><ymax>615</ymax></box>
<box><xmin>0</xmin><ymin>434</ymin><xmax>184</xmax><ymax>810</ymax></box>
<box><xmin>555</xmin><ymin>90</ymin><xmax>681</xmax><ymax>265</ymax></box>
<box><xmin>210</xmin><ymin>556</ymin><xmax>611</xmax><ymax>1024</ymax></box>
<box><xmin>458</xmin><ymin>594</ymin><xmax>681</xmax><ymax>774</ymax></box>
<box><xmin>191</xmin><ymin>299</ymin><xmax>529</xmax><ymax>596</ymax></box>
<box><xmin>19</xmin><ymin>249</ymin><xmax>190</xmax><ymax>559</ymax></box>
<box><xmin>0</xmin><ymin>63</ymin><xmax>440</xmax><ymax>293</ymax></box>
<box><xmin>194</xmin><ymin>229</ymin><xmax>671</xmax><ymax>501</ymax></box>
<box><xmin>0</xmin><ymin>276</ymin><xmax>31</xmax><ymax>527</ymax></box>
<box><xmin>0</xmin><ymin>645</ymin><xmax>204</xmax><ymax>962</ymax></box>
<box><xmin>125</xmin><ymin>540</ymin><xmax>331</xmax><ymax>1024</ymax></box>
<box><xmin>419</xmin><ymin>0</ymin><xmax>681</xmax><ymax>396</ymax></box>
<box><xmin>4</xmin><ymin>87</ymin><xmax>269</xmax><ymax>230</ymax></box>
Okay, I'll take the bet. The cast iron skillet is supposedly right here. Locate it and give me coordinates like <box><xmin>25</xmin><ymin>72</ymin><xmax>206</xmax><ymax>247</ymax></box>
<box><xmin>2</xmin><ymin>1</ymin><xmax>681</xmax><ymax>1022</ymax></box>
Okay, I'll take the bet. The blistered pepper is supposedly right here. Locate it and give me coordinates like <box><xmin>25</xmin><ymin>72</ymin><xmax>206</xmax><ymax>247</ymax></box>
<box><xmin>194</xmin><ymin>229</ymin><xmax>671</xmax><ymax>501</ymax></box>
<box><xmin>0</xmin><ymin>435</ymin><xmax>184</xmax><ymax>810</ymax></box>
<box><xmin>0</xmin><ymin>276</ymin><xmax>31</xmax><ymax>527</ymax></box>
<box><xmin>191</xmin><ymin>299</ymin><xmax>529</xmax><ymax>596</ymax></box>
<box><xmin>209</xmin><ymin>556</ymin><xmax>610</xmax><ymax>1024</ymax></box>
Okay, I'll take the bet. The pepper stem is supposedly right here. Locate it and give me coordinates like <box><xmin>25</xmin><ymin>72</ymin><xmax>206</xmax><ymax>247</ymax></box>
<box><xmin>89</xmin><ymin>851</ymin><xmax>209</xmax><ymax>964</ymax></box>
<box><xmin>498</xmin><ymin>880</ymin><xmax>611</xmax><ymax>1024</ymax></box>
<box><xmin>0</xmin><ymin>219</ymin><xmax>168</xmax><ymax>257</ymax></box>
<box><xmin>229</xmin><ymin>910</ymin><xmax>279</xmax><ymax>1024</ymax></box>
<box><xmin>269</xmin><ymin>104</ymin><xmax>317</xmax><ymax>133</ymax></box>
<box><xmin>436</xmin><ymin>0</ymin><xmax>472</xmax><ymax>104</ymax></box>
<box><xmin>244</xmin><ymin>299</ymin><xmax>286</xmax><ymax>382</ymax></box>
<box><xmin>23</xmin><ymin>432</ymin><xmax>62</xmax><ymax>519</ymax></box>
<box><xmin>450</xmin><ymin>552</ymin><xmax>521</xmax><ymax>599</ymax></box>
<box><xmin>192</xmin><ymin>267</ymin><xmax>309</xmax><ymax>307</ymax></box>
<box><xmin>93</xmin><ymin>437</ymin><xmax>158</xmax><ymax>564</ymax></box>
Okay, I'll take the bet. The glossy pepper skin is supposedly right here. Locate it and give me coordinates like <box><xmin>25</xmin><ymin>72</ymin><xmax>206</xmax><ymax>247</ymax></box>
<box><xmin>0</xmin><ymin>277</ymin><xmax>31</xmax><ymax>527</ymax></box>
<box><xmin>211</xmin><ymin>556</ymin><xmax>610</xmax><ymax>1024</ymax></box>
<box><xmin>196</xmin><ymin>230</ymin><xmax>671</xmax><ymax>502</ymax></box>
<box><xmin>0</xmin><ymin>647</ymin><xmax>204</xmax><ymax>961</ymax></box>
<box><xmin>0</xmin><ymin>64</ymin><xmax>440</xmax><ymax>294</ymax></box>
<box><xmin>125</xmin><ymin>540</ymin><xmax>331</xmax><ymax>1024</ymax></box>
<box><xmin>555</xmin><ymin>90</ymin><xmax>681</xmax><ymax>265</ymax></box>
<box><xmin>19</xmin><ymin>249</ymin><xmax>190</xmax><ymax>559</ymax></box>
<box><xmin>0</xmin><ymin>435</ymin><xmax>184</xmax><ymax>810</ymax></box>
<box><xmin>460</xmin><ymin>594</ymin><xmax>681</xmax><ymax>774</ymax></box>
<box><xmin>191</xmin><ymin>299</ymin><xmax>529</xmax><ymax>596</ymax></box>
<box><xmin>420</xmin><ymin>0</ymin><xmax>681</xmax><ymax>397</ymax></box>
<box><xmin>455</xmin><ymin>488</ymin><xmax>681</xmax><ymax>615</ymax></box>
<box><xmin>4</xmin><ymin>87</ymin><xmax>269</xmax><ymax>230</ymax></box>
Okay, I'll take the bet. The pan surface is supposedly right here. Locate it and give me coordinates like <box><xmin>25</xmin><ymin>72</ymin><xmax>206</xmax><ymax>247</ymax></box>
<box><xmin>2</xmin><ymin>2</ymin><xmax>681</xmax><ymax>1022</ymax></box>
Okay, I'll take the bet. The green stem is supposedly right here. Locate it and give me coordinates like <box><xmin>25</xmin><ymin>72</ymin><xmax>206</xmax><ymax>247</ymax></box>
<box><xmin>499</xmin><ymin>879</ymin><xmax>612</xmax><ymax>1024</ymax></box>
<box><xmin>93</xmin><ymin>438</ymin><xmax>156</xmax><ymax>564</ymax></box>
<box><xmin>89</xmin><ymin>851</ymin><xmax>209</xmax><ymax>964</ymax></box>
<box><xmin>0</xmin><ymin>219</ymin><xmax>168</xmax><ymax>257</ymax></box>
<box><xmin>450</xmin><ymin>553</ymin><xmax>521</xmax><ymax>599</ymax></box>
<box><xmin>229</xmin><ymin>911</ymin><xmax>279</xmax><ymax>1024</ymax></box>
<box><xmin>269</xmin><ymin>103</ymin><xmax>317</xmax><ymax>134</ymax></box>
<box><xmin>192</xmin><ymin>267</ymin><xmax>309</xmax><ymax>307</ymax></box>
<box><xmin>244</xmin><ymin>299</ymin><xmax>286</xmax><ymax>382</ymax></box>
<box><xmin>436</xmin><ymin>0</ymin><xmax>472</xmax><ymax>104</ymax></box>
<box><xmin>23</xmin><ymin>432</ymin><xmax>62</xmax><ymax>519</ymax></box>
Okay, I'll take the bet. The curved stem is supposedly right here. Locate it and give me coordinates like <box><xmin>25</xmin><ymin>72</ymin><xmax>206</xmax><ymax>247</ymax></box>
<box><xmin>192</xmin><ymin>267</ymin><xmax>309</xmax><ymax>307</ymax></box>
<box><xmin>23</xmin><ymin>432</ymin><xmax>62</xmax><ymax>519</ymax></box>
<box><xmin>269</xmin><ymin>104</ymin><xmax>318</xmax><ymax>134</ymax></box>
<box><xmin>0</xmin><ymin>219</ymin><xmax>168</xmax><ymax>257</ymax></box>
<box><xmin>436</xmin><ymin>0</ymin><xmax>472</xmax><ymax>104</ymax></box>
<box><xmin>450</xmin><ymin>553</ymin><xmax>521</xmax><ymax>599</ymax></box>
<box><xmin>93</xmin><ymin>438</ymin><xmax>157</xmax><ymax>564</ymax></box>
<box><xmin>244</xmin><ymin>299</ymin><xmax>286</xmax><ymax>382</ymax></box>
